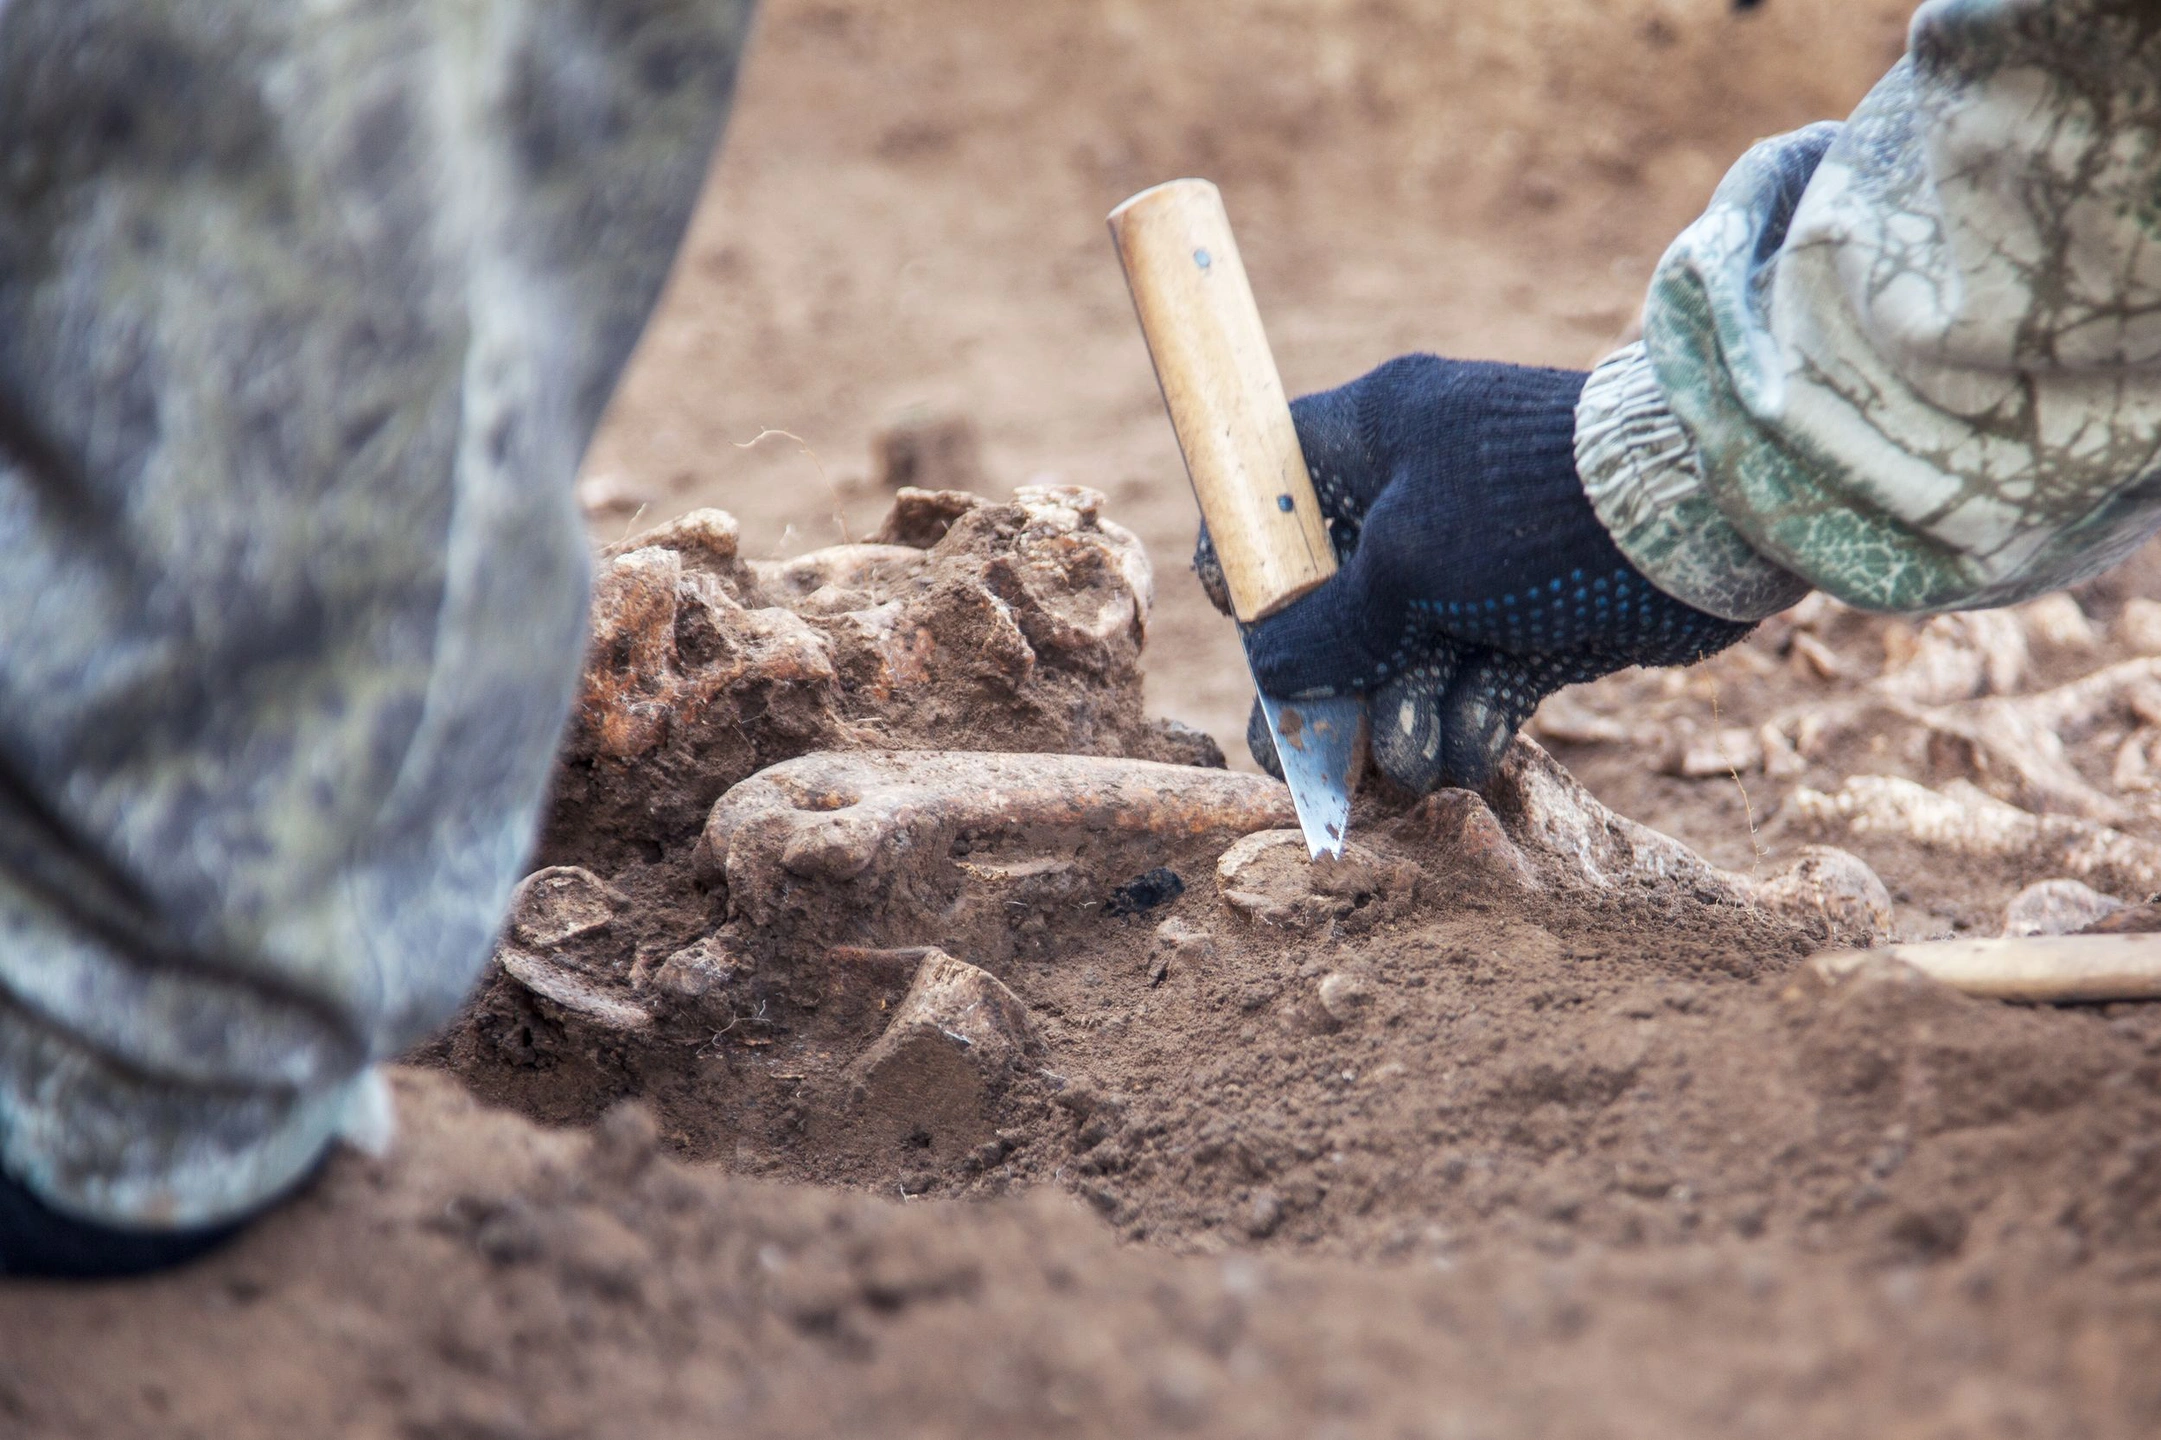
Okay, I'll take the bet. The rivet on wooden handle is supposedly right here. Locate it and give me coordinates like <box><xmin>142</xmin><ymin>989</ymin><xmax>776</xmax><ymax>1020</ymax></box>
<box><xmin>1109</xmin><ymin>179</ymin><xmax>1335</xmax><ymax>623</ymax></box>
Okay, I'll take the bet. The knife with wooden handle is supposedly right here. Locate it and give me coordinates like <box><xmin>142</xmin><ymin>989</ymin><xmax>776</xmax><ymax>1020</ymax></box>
<box><xmin>1109</xmin><ymin>178</ymin><xmax>1366</xmax><ymax>858</ymax></box>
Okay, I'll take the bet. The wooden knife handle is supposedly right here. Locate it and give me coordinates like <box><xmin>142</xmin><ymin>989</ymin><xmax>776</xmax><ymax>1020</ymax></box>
<box><xmin>1109</xmin><ymin>179</ymin><xmax>1335</xmax><ymax>623</ymax></box>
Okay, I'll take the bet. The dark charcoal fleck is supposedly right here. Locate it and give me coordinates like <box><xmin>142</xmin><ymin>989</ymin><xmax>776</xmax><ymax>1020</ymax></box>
<box><xmin>1105</xmin><ymin>867</ymin><xmax>1185</xmax><ymax>918</ymax></box>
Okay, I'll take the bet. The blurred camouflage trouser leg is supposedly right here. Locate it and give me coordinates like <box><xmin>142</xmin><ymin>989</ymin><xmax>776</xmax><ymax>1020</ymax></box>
<box><xmin>0</xmin><ymin>0</ymin><xmax>755</xmax><ymax>1227</ymax></box>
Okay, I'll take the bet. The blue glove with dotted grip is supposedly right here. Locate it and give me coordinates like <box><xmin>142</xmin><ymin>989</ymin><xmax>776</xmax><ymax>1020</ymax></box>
<box><xmin>1195</xmin><ymin>354</ymin><xmax>1753</xmax><ymax>792</ymax></box>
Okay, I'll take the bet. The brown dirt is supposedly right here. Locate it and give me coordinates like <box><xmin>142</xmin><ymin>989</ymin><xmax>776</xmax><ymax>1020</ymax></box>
<box><xmin>11</xmin><ymin>1068</ymin><xmax>2160</xmax><ymax>1440</ymax></box>
<box><xmin>20</xmin><ymin>3</ymin><xmax>2161</xmax><ymax>1438</ymax></box>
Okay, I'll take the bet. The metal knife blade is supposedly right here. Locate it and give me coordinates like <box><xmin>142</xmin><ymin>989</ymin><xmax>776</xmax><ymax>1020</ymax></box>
<box><xmin>1241</xmin><ymin>631</ymin><xmax>1366</xmax><ymax>860</ymax></box>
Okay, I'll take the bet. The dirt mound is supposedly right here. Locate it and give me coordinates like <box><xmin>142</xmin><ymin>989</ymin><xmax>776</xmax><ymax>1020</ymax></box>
<box><xmin>29</xmin><ymin>466</ymin><xmax>2161</xmax><ymax>1440</ymax></box>
<box><xmin>542</xmin><ymin>483</ymin><xmax>1214</xmax><ymax>875</ymax></box>
<box><xmin>11</xmin><ymin>1068</ymin><xmax>2161</xmax><ymax>1440</ymax></box>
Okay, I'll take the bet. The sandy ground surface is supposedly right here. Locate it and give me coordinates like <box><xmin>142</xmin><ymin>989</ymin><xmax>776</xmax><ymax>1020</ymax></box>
<box><xmin>28</xmin><ymin>3</ymin><xmax>2161</xmax><ymax>1438</ymax></box>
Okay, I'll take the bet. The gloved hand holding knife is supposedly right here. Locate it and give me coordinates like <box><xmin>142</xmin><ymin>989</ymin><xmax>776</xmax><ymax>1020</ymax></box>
<box><xmin>1198</xmin><ymin>354</ymin><xmax>1753</xmax><ymax>794</ymax></box>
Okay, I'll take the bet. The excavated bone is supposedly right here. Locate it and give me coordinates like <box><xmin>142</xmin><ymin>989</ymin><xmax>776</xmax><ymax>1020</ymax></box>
<box><xmin>706</xmin><ymin>749</ymin><xmax>1294</xmax><ymax>936</ymax></box>
<box><xmin>1391</xmin><ymin>788</ymin><xmax>1544</xmax><ymax>893</ymax></box>
<box><xmin>2119</xmin><ymin>598</ymin><xmax>2161</xmax><ymax>655</ymax></box>
<box><xmin>1912</xmin><ymin>658</ymin><xmax>2161</xmax><ymax>823</ymax></box>
<box><xmin>1731</xmin><ymin>656</ymin><xmax>2161</xmax><ymax>822</ymax></box>
<box><xmin>1001</xmin><ymin>485</ymin><xmax>1155</xmax><ymax>647</ymax></box>
<box><xmin>1760</xmin><ymin>721</ymin><xmax>1808</xmax><ymax>780</ymax></box>
<box><xmin>1482</xmin><ymin>741</ymin><xmax>1891</xmax><ymax>940</ymax></box>
<box><xmin>1787</xmin><ymin>775</ymin><xmax>2161</xmax><ymax>898</ymax></box>
<box><xmin>1788</xmin><ymin>631</ymin><xmax>1848</xmax><ymax>682</ymax></box>
<box><xmin>844</xmin><ymin>948</ymin><xmax>1039</xmax><ymax>1157</ymax></box>
<box><xmin>1660</xmin><ymin>725</ymin><xmax>1765</xmax><ymax>779</ymax></box>
<box><xmin>1214</xmin><ymin>831</ymin><xmax>1418</xmax><ymax>931</ymax></box>
<box><xmin>599</xmin><ymin>506</ymin><xmax>751</xmax><ymax>580</ymax></box>
<box><xmin>576</xmin><ymin>541</ymin><xmax>842</xmax><ymax>763</ymax></box>
<box><xmin>1810</xmin><ymin>935</ymin><xmax>2161</xmax><ymax>1005</ymax></box>
<box><xmin>1761</xmin><ymin>658</ymin><xmax>2161</xmax><ymax>822</ymax></box>
<box><xmin>859</xmin><ymin>949</ymin><xmax>1038</xmax><ymax>1069</ymax></box>
<box><xmin>1876</xmin><ymin>610</ymin><xmax>2028</xmax><ymax>705</ymax></box>
<box><xmin>493</xmin><ymin>866</ymin><xmax>652</xmax><ymax>1031</ymax></box>
<box><xmin>1485</xmin><ymin>739</ymin><xmax>1753</xmax><ymax>901</ymax></box>
<box><xmin>2112</xmin><ymin>730</ymin><xmax>2160</xmax><ymax>792</ymax></box>
<box><xmin>2001</xmin><ymin>879</ymin><xmax>2127</xmax><ymax>938</ymax></box>
<box><xmin>1796</xmin><ymin>618</ymin><xmax>2161</xmax><ymax>822</ymax></box>
<box><xmin>497</xmin><ymin>951</ymin><xmax>652</xmax><ymax>1032</ymax></box>
<box><xmin>1526</xmin><ymin>692</ymin><xmax>1636</xmax><ymax>746</ymax></box>
<box><xmin>545</xmin><ymin>485</ymin><xmax>1186</xmax><ymax>873</ymax></box>
<box><xmin>509</xmin><ymin>866</ymin><xmax>618</xmax><ymax>949</ymax></box>
<box><xmin>2020</xmin><ymin>593</ymin><xmax>2101</xmax><ymax>653</ymax></box>
<box><xmin>638</xmin><ymin>934</ymin><xmax>748</xmax><ymax>1002</ymax></box>
<box><xmin>870</xmin><ymin>487</ymin><xmax>982</xmax><ymax>547</ymax></box>
<box><xmin>749</xmin><ymin>543</ymin><xmax>928</xmax><ymax>609</ymax></box>
<box><xmin>1918</xmin><ymin>702</ymin><xmax>2126</xmax><ymax>824</ymax></box>
<box><xmin>1543</xmin><ymin>597</ymin><xmax>2148</xmax><ymax>825</ymax></box>
<box><xmin>1748</xmin><ymin>846</ymin><xmax>1894</xmax><ymax>947</ymax></box>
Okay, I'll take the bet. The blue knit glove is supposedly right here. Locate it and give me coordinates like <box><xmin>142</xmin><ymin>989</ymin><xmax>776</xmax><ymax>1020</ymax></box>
<box><xmin>1196</xmin><ymin>355</ymin><xmax>1753</xmax><ymax>792</ymax></box>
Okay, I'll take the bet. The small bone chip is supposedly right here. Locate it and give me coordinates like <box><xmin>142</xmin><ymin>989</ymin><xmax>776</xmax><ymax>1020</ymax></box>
<box><xmin>2002</xmin><ymin>878</ymin><xmax>2127</xmax><ymax>938</ymax></box>
<box><xmin>849</xmin><ymin>949</ymin><xmax>1040</xmax><ymax>1157</ymax></box>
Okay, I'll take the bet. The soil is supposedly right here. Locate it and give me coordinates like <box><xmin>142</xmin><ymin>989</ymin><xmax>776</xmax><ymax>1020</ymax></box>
<box><xmin>17</xmin><ymin>3</ymin><xmax>2161</xmax><ymax>1438</ymax></box>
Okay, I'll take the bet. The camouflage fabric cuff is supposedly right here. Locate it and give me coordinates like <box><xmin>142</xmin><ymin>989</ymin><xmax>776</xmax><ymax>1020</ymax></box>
<box><xmin>0</xmin><ymin>987</ymin><xmax>392</xmax><ymax>1227</ymax></box>
<box><xmin>1640</xmin><ymin>1</ymin><xmax>2161</xmax><ymax>614</ymax></box>
<box><xmin>1573</xmin><ymin>343</ymin><xmax>1810</xmax><ymax>624</ymax></box>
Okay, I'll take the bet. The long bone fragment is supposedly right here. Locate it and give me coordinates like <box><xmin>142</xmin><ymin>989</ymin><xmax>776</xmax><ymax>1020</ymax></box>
<box><xmin>705</xmin><ymin>741</ymin><xmax>1897</xmax><ymax>956</ymax></box>
<box><xmin>705</xmin><ymin>750</ymin><xmax>1295</xmax><ymax>950</ymax></box>
<box><xmin>1811</xmin><ymin>935</ymin><xmax>2161</xmax><ymax>1005</ymax></box>
<box><xmin>1402</xmin><ymin>740</ymin><xmax>1894</xmax><ymax>944</ymax></box>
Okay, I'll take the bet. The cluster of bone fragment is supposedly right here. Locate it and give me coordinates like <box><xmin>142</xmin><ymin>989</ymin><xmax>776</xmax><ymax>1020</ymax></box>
<box><xmin>539</xmin><ymin>484</ymin><xmax>1212</xmax><ymax>871</ymax></box>
<box><xmin>486</xmin><ymin>490</ymin><xmax>1903</xmax><ymax>1074</ymax></box>
<box><xmin>1534</xmin><ymin>585</ymin><xmax>2161</xmax><ymax>936</ymax></box>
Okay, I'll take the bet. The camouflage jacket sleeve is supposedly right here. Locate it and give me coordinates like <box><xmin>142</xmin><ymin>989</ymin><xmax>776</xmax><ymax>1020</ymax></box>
<box><xmin>1575</xmin><ymin>0</ymin><xmax>2161</xmax><ymax>621</ymax></box>
<box><xmin>0</xmin><ymin>0</ymin><xmax>750</xmax><ymax>1227</ymax></box>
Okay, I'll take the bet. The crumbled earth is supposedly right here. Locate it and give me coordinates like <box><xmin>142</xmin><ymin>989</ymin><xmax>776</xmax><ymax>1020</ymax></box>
<box><xmin>12</xmin><ymin>1068</ymin><xmax>2161</xmax><ymax>1440</ymax></box>
<box><xmin>17</xmin><ymin>3</ymin><xmax>2161</xmax><ymax>1436</ymax></box>
<box><xmin>540</xmin><ymin>482</ymin><xmax>1213</xmax><ymax>877</ymax></box>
